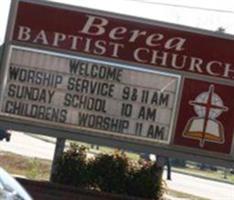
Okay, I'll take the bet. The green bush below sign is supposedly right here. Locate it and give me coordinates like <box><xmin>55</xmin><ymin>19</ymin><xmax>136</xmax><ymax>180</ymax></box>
<box><xmin>51</xmin><ymin>143</ymin><xmax>164</xmax><ymax>199</ymax></box>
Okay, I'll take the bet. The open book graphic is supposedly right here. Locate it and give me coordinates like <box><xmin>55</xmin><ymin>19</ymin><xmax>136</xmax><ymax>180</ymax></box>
<box><xmin>183</xmin><ymin>117</ymin><xmax>225</xmax><ymax>147</ymax></box>
<box><xmin>182</xmin><ymin>85</ymin><xmax>228</xmax><ymax>147</ymax></box>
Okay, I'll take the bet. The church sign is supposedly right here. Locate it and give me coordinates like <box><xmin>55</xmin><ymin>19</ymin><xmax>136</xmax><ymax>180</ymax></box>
<box><xmin>1</xmin><ymin>46</ymin><xmax>180</xmax><ymax>144</ymax></box>
<box><xmin>1</xmin><ymin>0</ymin><xmax>234</xmax><ymax>166</ymax></box>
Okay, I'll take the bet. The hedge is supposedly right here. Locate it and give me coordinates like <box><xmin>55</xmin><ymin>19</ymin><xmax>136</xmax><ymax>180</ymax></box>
<box><xmin>51</xmin><ymin>144</ymin><xmax>164</xmax><ymax>199</ymax></box>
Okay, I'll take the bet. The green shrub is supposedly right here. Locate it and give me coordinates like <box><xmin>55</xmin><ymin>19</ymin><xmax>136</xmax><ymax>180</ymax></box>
<box><xmin>127</xmin><ymin>162</ymin><xmax>163</xmax><ymax>199</ymax></box>
<box><xmin>51</xmin><ymin>143</ymin><xmax>90</xmax><ymax>188</ymax></box>
<box><xmin>52</xmin><ymin>145</ymin><xmax>164</xmax><ymax>199</ymax></box>
<box><xmin>90</xmin><ymin>151</ymin><xmax>129</xmax><ymax>194</ymax></box>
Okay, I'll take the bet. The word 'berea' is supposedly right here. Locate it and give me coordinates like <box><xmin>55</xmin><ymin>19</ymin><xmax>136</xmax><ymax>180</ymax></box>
<box><xmin>80</xmin><ymin>15</ymin><xmax>186</xmax><ymax>51</ymax></box>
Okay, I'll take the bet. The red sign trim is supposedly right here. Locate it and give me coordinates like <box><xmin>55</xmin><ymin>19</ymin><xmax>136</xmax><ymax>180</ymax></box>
<box><xmin>10</xmin><ymin>1</ymin><xmax>234</xmax><ymax>81</ymax></box>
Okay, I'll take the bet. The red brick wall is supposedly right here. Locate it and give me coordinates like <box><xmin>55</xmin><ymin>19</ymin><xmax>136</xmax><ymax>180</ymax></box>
<box><xmin>17</xmin><ymin>178</ymin><xmax>148</xmax><ymax>200</ymax></box>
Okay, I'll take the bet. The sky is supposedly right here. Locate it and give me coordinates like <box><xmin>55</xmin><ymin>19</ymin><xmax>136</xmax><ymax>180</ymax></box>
<box><xmin>1</xmin><ymin>0</ymin><xmax>234</xmax><ymax>44</ymax></box>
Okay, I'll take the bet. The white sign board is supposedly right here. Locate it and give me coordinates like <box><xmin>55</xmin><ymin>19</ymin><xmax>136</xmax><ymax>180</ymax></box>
<box><xmin>1</xmin><ymin>46</ymin><xmax>180</xmax><ymax>143</ymax></box>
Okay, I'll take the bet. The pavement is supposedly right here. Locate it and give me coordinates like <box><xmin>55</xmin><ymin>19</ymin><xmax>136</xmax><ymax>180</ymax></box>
<box><xmin>0</xmin><ymin>131</ymin><xmax>234</xmax><ymax>200</ymax></box>
<box><xmin>0</xmin><ymin>131</ymin><xmax>55</xmax><ymax>160</ymax></box>
<box><xmin>163</xmin><ymin>172</ymin><xmax>234</xmax><ymax>200</ymax></box>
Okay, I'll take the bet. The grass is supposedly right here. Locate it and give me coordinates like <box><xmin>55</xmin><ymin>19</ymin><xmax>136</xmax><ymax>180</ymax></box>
<box><xmin>173</xmin><ymin>165</ymin><xmax>234</xmax><ymax>184</ymax></box>
<box><xmin>0</xmin><ymin>151</ymin><xmax>51</xmax><ymax>180</ymax></box>
<box><xmin>167</xmin><ymin>189</ymin><xmax>209</xmax><ymax>200</ymax></box>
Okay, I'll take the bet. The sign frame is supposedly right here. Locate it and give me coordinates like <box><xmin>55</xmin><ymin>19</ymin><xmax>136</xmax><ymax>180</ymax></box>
<box><xmin>0</xmin><ymin>0</ymin><xmax>233</xmax><ymax>167</ymax></box>
<box><xmin>1</xmin><ymin>45</ymin><xmax>181</xmax><ymax>145</ymax></box>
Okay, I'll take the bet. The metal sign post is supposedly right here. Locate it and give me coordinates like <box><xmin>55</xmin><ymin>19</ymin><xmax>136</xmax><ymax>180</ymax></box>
<box><xmin>50</xmin><ymin>137</ymin><xmax>66</xmax><ymax>182</ymax></box>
